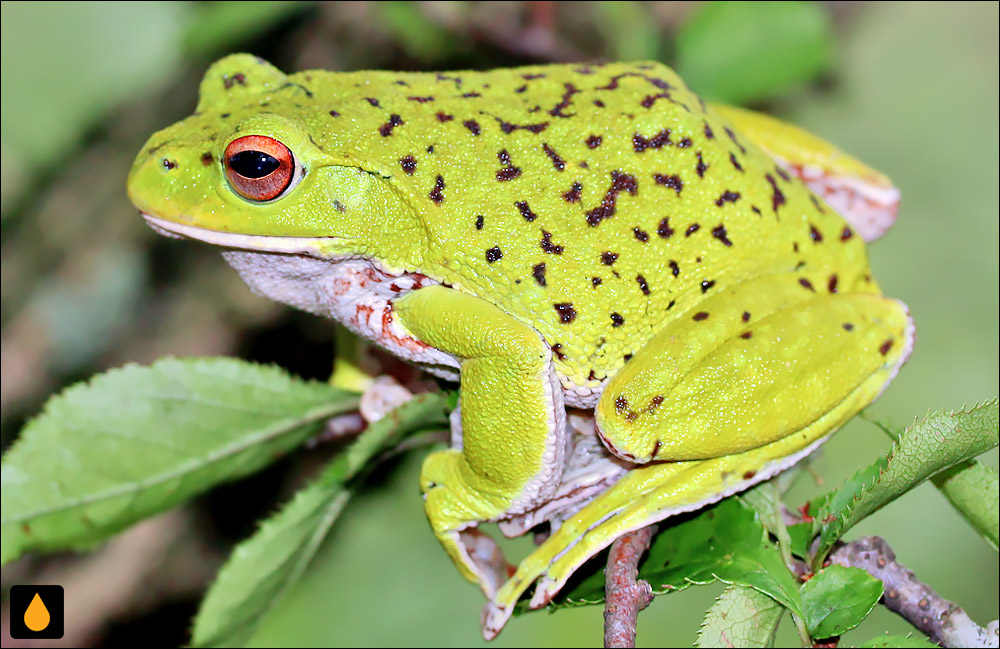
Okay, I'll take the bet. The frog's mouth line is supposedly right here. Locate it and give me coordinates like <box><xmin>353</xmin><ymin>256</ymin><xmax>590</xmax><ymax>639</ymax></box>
<box><xmin>142</xmin><ymin>213</ymin><xmax>337</xmax><ymax>255</ymax></box>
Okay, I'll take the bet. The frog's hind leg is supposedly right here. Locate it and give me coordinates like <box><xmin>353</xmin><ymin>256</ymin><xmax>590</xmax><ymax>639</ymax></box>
<box><xmin>712</xmin><ymin>103</ymin><xmax>900</xmax><ymax>242</ymax></box>
<box><xmin>482</xmin><ymin>431</ymin><xmax>828</xmax><ymax>639</ymax></box>
<box><xmin>483</xmin><ymin>277</ymin><xmax>915</xmax><ymax>639</ymax></box>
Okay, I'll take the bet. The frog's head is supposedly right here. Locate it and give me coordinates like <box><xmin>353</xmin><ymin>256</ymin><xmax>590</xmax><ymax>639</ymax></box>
<box><xmin>127</xmin><ymin>54</ymin><xmax>426</xmax><ymax>267</ymax></box>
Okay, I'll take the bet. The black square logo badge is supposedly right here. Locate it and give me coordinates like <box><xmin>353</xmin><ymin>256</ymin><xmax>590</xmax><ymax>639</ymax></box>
<box><xmin>9</xmin><ymin>585</ymin><xmax>64</xmax><ymax>639</ymax></box>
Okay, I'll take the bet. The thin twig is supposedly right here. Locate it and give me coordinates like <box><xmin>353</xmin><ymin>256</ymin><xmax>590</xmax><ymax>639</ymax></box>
<box><xmin>829</xmin><ymin>536</ymin><xmax>999</xmax><ymax>648</ymax></box>
<box><xmin>603</xmin><ymin>525</ymin><xmax>657</xmax><ymax>648</ymax></box>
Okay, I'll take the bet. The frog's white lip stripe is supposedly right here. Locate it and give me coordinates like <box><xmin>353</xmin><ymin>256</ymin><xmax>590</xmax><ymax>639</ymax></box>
<box><xmin>141</xmin><ymin>214</ymin><xmax>333</xmax><ymax>254</ymax></box>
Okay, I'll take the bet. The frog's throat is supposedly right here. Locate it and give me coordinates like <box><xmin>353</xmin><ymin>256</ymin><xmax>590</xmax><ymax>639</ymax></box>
<box><xmin>141</xmin><ymin>214</ymin><xmax>345</xmax><ymax>257</ymax></box>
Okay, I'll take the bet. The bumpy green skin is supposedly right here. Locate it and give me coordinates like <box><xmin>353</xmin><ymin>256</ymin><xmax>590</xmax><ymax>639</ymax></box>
<box><xmin>128</xmin><ymin>55</ymin><xmax>913</xmax><ymax>638</ymax></box>
<box><xmin>131</xmin><ymin>56</ymin><xmax>873</xmax><ymax>388</ymax></box>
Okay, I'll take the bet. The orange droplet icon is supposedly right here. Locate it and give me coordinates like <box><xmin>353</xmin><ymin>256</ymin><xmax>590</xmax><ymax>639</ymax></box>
<box><xmin>24</xmin><ymin>592</ymin><xmax>50</xmax><ymax>632</ymax></box>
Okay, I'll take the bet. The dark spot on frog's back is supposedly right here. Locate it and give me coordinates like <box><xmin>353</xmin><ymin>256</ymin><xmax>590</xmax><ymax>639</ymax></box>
<box><xmin>200</xmin><ymin>152</ymin><xmax>214</xmax><ymax>166</ymax></box>
<box><xmin>548</xmin><ymin>82</ymin><xmax>580</xmax><ymax>117</ymax></box>
<box><xmin>654</xmin><ymin>174</ymin><xmax>682</xmax><ymax>194</ymax></box>
<box><xmin>715</xmin><ymin>191</ymin><xmax>740</xmax><ymax>207</ymax></box>
<box><xmin>540</xmin><ymin>231</ymin><xmax>564</xmax><ymax>254</ymax></box>
<box><xmin>766</xmin><ymin>174</ymin><xmax>786</xmax><ymax>212</ymax></box>
<box><xmin>658</xmin><ymin>218</ymin><xmax>675</xmax><ymax>239</ymax></box>
<box><xmin>475</xmin><ymin>215</ymin><xmax>484</xmax><ymax>230</ymax></box>
<box><xmin>585</xmin><ymin>171</ymin><xmax>638</xmax><ymax>227</ymax></box>
<box><xmin>633</xmin><ymin>227</ymin><xmax>649</xmax><ymax>242</ymax></box>
<box><xmin>554</xmin><ymin>303</ymin><xmax>577</xmax><ymax>324</ymax></box>
<box><xmin>636</xmin><ymin>275</ymin><xmax>651</xmax><ymax>295</ymax></box>
<box><xmin>809</xmin><ymin>224</ymin><xmax>824</xmax><ymax>243</ymax></box>
<box><xmin>610</xmin><ymin>312</ymin><xmax>625</xmax><ymax>327</ymax></box>
<box><xmin>563</xmin><ymin>182</ymin><xmax>582</xmax><ymax>203</ymax></box>
<box><xmin>841</xmin><ymin>226</ymin><xmax>854</xmax><ymax>241</ymax></box>
<box><xmin>633</xmin><ymin>129</ymin><xmax>671</xmax><ymax>152</ymax></box>
<box><xmin>436</xmin><ymin>112</ymin><xmax>454</xmax><ymax>122</ymax></box>
<box><xmin>379</xmin><ymin>114</ymin><xmax>403</xmax><ymax>137</ymax></box>
<box><xmin>542</xmin><ymin>143</ymin><xmax>566</xmax><ymax>171</ymax></box>
<box><xmin>693</xmin><ymin>311</ymin><xmax>709</xmax><ymax>321</ymax></box>
<box><xmin>711</xmin><ymin>225</ymin><xmax>732</xmax><ymax>246</ymax></box>
<box><xmin>496</xmin><ymin>149</ymin><xmax>522</xmax><ymax>181</ymax></box>
<box><xmin>879</xmin><ymin>339</ymin><xmax>894</xmax><ymax>355</ymax></box>
<box><xmin>586</xmin><ymin>135</ymin><xmax>602</xmax><ymax>149</ymax></box>
<box><xmin>701</xmin><ymin>280</ymin><xmax>716</xmax><ymax>293</ymax></box>
<box><xmin>601</xmin><ymin>251</ymin><xmax>618</xmax><ymax>265</ymax></box>
<box><xmin>532</xmin><ymin>263</ymin><xmax>547</xmax><ymax>286</ymax></box>
<box><xmin>162</xmin><ymin>158</ymin><xmax>178</xmax><ymax>170</ymax></box>
<box><xmin>364</xmin><ymin>97</ymin><xmax>380</xmax><ymax>107</ymax></box>
<box><xmin>399</xmin><ymin>155</ymin><xmax>417</xmax><ymax>175</ymax></box>
<box><xmin>463</xmin><ymin>120</ymin><xmax>481</xmax><ymax>136</ymax></box>
<box><xmin>703</xmin><ymin>121</ymin><xmax>714</xmax><ymax>139</ymax></box>
<box><xmin>516</xmin><ymin>201</ymin><xmax>538</xmax><ymax>222</ymax></box>
<box><xmin>485</xmin><ymin>246</ymin><xmax>502</xmax><ymax>263</ymax></box>
<box><xmin>695</xmin><ymin>151</ymin><xmax>708</xmax><ymax>178</ymax></box>
<box><xmin>429</xmin><ymin>175</ymin><xmax>445</xmax><ymax>204</ymax></box>
<box><xmin>222</xmin><ymin>72</ymin><xmax>246</xmax><ymax>90</ymax></box>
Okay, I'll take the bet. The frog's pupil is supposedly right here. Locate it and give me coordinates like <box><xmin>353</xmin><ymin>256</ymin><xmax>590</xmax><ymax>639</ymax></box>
<box><xmin>229</xmin><ymin>150</ymin><xmax>280</xmax><ymax>178</ymax></box>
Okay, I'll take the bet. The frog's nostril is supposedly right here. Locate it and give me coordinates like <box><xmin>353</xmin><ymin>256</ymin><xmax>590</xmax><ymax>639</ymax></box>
<box><xmin>162</xmin><ymin>158</ymin><xmax>179</xmax><ymax>170</ymax></box>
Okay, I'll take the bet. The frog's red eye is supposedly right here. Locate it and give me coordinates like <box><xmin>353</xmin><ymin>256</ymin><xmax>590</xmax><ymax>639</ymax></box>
<box><xmin>224</xmin><ymin>135</ymin><xmax>294</xmax><ymax>201</ymax></box>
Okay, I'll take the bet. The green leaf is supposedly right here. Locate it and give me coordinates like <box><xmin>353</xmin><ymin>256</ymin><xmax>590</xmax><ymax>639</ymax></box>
<box><xmin>932</xmin><ymin>460</ymin><xmax>999</xmax><ymax>550</ymax></box>
<box><xmin>697</xmin><ymin>585</ymin><xmax>784</xmax><ymax>648</ymax></box>
<box><xmin>869</xmin><ymin>412</ymin><xmax>998</xmax><ymax>549</ymax></box>
<box><xmin>593</xmin><ymin>1</ymin><xmax>659</xmax><ymax>62</ymax></box>
<box><xmin>1</xmin><ymin>358</ymin><xmax>359</xmax><ymax>565</ymax></box>
<box><xmin>800</xmin><ymin>565</ymin><xmax>882</xmax><ymax>639</ymax></box>
<box><xmin>183</xmin><ymin>1</ymin><xmax>311</xmax><ymax>56</ymax></box>
<box><xmin>676</xmin><ymin>0</ymin><xmax>833</xmax><ymax>104</ymax></box>
<box><xmin>857</xmin><ymin>635</ymin><xmax>939</xmax><ymax>648</ymax></box>
<box><xmin>812</xmin><ymin>401</ymin><xmax>999</xmax><ymax>568</ymax></box>
<box><xmin>377</xmin><ymin>1</ymin><xmax>456</xmax><ymax>61</ymax></box>
<box><xmin>556</xmin><ymin>498</ymin><xmax>804</xmax><ymax>619</ymax></box>
<box><xmin>191</xmin><ymin>392</ymin><xmax>449</xmax><ymax>648</ymax></box>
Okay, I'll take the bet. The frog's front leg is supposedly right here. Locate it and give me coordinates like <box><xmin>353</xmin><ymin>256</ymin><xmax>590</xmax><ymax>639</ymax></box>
<box><xmin>393</xmin><ymin>285</ymin><xmax>567</xmax><ymax>597</ymax></box>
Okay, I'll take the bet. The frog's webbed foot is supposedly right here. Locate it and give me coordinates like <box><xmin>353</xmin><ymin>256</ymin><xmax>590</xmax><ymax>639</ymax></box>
<box><xmin>481</xmin><ymin>432</ymin><xmax>829</xmax><ymax>639</ymax></box>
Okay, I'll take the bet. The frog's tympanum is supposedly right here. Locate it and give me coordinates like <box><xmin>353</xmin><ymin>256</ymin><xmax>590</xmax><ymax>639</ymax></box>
<box><xmin>128</xmin><ymin>55</ymin><xmax>914</xmax><ymax>638</ymax></box>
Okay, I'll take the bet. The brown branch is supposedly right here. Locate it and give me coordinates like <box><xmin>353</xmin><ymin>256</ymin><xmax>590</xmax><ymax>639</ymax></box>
<box><xmin>603</xmin><ymin>525</ymin><xmax>657</xmax><ymax>648</ymax></box>
<box><xmin>829</xmin><ymin>536</ymin><xmax>998</xmax><ymax>648</ymax></box>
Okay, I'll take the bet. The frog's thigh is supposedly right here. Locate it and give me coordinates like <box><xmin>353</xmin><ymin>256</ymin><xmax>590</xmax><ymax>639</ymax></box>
<box><xmin>711</xmin><ymin>103</ymin><xmax>899</xmax><ymax>242</ymax></box>
<box><xmin>394</xmin><ymin>285</ymin><xmax>566</xmax><ymax>594</ymax></box>
<box><xmin>596</xmin><ymin>291</ymin><xmax>914</xmax><ymax>464</ymax></box>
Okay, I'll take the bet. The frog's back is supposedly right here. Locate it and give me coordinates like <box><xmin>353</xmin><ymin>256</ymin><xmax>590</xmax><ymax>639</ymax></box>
<box><xmin>295</xmin><ymin>62</ymin><xmax>872</xmax><ymax>390</ymax></box>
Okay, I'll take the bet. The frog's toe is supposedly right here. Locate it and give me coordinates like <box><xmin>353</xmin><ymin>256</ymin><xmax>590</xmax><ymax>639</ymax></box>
<box><xmin>481</xmin><ymin>601</ymin><xmax>514</xmax><ymax>641</ymax></box>
<box><xmin>458</xmin><ymin>527</ymin><xmax>514</xmax><ymax>598</ymax></box>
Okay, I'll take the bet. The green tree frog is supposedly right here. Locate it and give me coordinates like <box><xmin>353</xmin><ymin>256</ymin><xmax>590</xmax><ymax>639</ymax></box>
<box><xmin>127</xmin><ymin>55</ymin><xmax>914</xmax><ymax>638</ymax></box>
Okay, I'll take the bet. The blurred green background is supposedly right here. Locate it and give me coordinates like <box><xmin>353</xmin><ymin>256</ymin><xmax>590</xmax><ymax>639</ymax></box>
<box><xmin>1</xmin><ymin>2</ymin><xmax>997</xmax><ymax>647</ymax></box>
